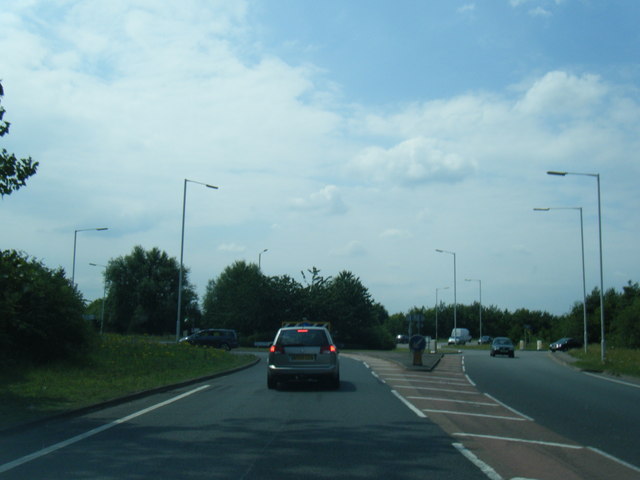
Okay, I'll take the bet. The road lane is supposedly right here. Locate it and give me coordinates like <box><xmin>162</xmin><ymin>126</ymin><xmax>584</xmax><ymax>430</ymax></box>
<box><xmin>360</xmin><ymin>351</ymin><xmax>640</xmax><ymax>480</ymax></box>
<box><xmin>463</xmin><ymin>349</ymin><xmax>640</xmax><ymax>467</ymax></box>
<box><xmin>0</xmin><ymin>355</ymin><xmax>488</xmax><ymax>479</ymax></box>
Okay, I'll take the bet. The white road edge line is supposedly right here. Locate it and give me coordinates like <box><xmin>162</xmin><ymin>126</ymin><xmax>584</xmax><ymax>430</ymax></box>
<box><xmin>465</xmin><ymin>373</ymin><xmax>477</xmax><ymax>387</ymax></box>
<box><xmin>391</xmin><ymin>390</ymin><xmax>427</xmax><ymax>418</ymax></box>
<box><xmin>422</xmin><ymin>409</ymin><xmax>527</xmax><ymax>421</ymax></box>
<box><xmin>394</xmin><ymin>384</ymin><xmax>480</xmax><ymax>395</ymax></box>
<box><xmin>0</xmin><ymin>385</ymin><xmax>211</xmax><ymax>474</ymax></box>
<box><xmin>454</xmin><ymin>432</ymin><xmax>583</xmax><ymax>449</ymax></box>
<box><xmin>483</xmin><ymin>392</ymin><xmax>534</xmax><ymax>421</ymax></box>
<box><xmin>406</xmin><ymin>395</ymin><xmax>498</xmax><ymax>406</ymax></box>
<box><xmin>583</xmin><ymin>372</ymin><xmax>640</xmax><ymax>389</ymax></box>
<box><xmin>452</xmin><ymin>442</ymin><xmax>503</xmax><ymax>480</ymax></box>
<box><xmin>587</xmin><ymin>446</ymin><xmax>640</xmax><ymax>473</ymax></box>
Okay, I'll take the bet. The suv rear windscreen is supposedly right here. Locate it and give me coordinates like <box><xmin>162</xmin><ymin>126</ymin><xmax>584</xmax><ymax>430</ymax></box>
<box><xmin>277</xmin><ymin>329</ymin><xmax>328</xmax><ymax>347</ymax></box>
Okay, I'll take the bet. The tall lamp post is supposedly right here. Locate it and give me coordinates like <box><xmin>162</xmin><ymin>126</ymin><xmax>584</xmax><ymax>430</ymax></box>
<box><xmin>435</xmin><ymin>286</ymin><xmax>449</xmax><ymax>352</ymax></box>
<box><xmin>89</xmin><ymin>262</ymin><xmax>108</xmax><ymax>334</ymax></box>
<box><xmin>547</xmin><ymin>171</ymin><xmax>605</xmax><ymax>362</ymax></box>
<box><xmin>258</xmin><ymin>248</ymin><xmax>268</xmax><ymax>271</ymax></box>
<box><xmin>436</xmin><ymin>249</ymin><xmax>457</xmax><ymax>331</ymax></box>
<box><xmin>72</xmin><ymin>227</ymin><xmax>108</xmax><ymax>286</ymax></box>
<box><xmin>534</xmin><ymin>207</ymin><xmax>588</xmax><ymax>353</ymax></box>
<box><xmin>465</xmin><ymin>278</ymin><xmax>482</xmax><ymax>340</ymax></box>
<box><xmin>176</xmin><ymin>178</ymin><xmax>218</xmax><ymax>342</ymax></box>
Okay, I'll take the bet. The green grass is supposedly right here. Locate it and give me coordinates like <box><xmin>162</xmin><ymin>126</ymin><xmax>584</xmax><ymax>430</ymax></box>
<box><xmin>569</xmin><ymin>344</ymin><xmax>640</xmax><ymax>377</ymax></box>
<box><xmin>0</xmin><ymin>334</ymin><xmax>256</xmax><ymax>430</ymax></box>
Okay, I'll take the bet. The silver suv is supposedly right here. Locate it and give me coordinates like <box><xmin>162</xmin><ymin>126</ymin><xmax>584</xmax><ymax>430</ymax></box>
<box><xmin>267</xmin><ymin>326</ymin><xmax>340</xmax><ymax>389</ymax></box>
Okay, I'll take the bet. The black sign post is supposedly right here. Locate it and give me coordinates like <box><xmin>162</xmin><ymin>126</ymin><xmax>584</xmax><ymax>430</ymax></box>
<box><xmin>409</xmin><ymin>334</ymin><xmax>426</xmax><ymax>366</ymax></box>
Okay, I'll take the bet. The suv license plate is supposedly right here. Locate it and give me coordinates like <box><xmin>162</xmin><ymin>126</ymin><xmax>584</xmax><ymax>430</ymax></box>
<box><xmin>291</xmin><ymin>354</ymin><xmax>314</xmax><ymax>361</ymax></box>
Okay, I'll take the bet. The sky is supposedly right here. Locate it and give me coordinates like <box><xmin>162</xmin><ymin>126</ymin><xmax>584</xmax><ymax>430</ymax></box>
<box><xmin>1</xmin><ymin>0</ymin><xmax>639</xmax><ymax>318</ymax></box>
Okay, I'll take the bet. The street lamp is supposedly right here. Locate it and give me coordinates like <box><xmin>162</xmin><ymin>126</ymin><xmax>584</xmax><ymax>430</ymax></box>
<box><xmin>435</xmin><ymin>286</ymin><xmax>449</xmax><ymax>352</ymax></box>
<box><xmin>258</xmin><ymin>249</ymin><xmax>268</xmax><ymax>271</ymax></box>
<box><xmin>534</xmin><ymin>207</ymin><xmax>587</xmax><ymax>353</ymax></box>
<box><xmin>72</xmin><ymin>227</ymin><xmax>108</xmax><ymax>286</ymax></box>
<box><xmin>176</xmin><ymin>178</ymin><xmax>218</xmax><ymax>342</ymax></box>
<box><xmin>436</xmin><ymin>249</ymin><xmax>457</xmax><ymax>331</ymax></box>
<box><xmin>465</xmin><ymin>278</ymin><xmax>482</xmax><ymax>340</ymax></box>
<box><xmin>89</xmin><ymin>262</ymin><xmax>107</xmax><ymax>334</ymax></box>
<box><xmin>547</xmin><ymin>170</ymin><xmax>605</xmax><ymax>362</ymax></box>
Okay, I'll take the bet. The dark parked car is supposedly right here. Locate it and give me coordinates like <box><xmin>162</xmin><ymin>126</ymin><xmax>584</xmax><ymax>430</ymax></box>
<box><xmin>478</xmin><ymin>335</ymin><xmax>493</xmax><ymax>345</ymax></box>
<box><xmin>549</xmin><ymin>337</ymin><xmax>581</xmax><ymax>352</ymax></box>
<box><xmin>490</xmin><ymin>337</ymin><xmax>515</xmax><ymax>357</ymax></box>
<box><xmin>267</xmin><ymin>326</ymin><xmax>340</xmax><ymax>389</ymax></box>
<box><xmin>179</xmin><ymin>328</ymin><xmax>239</xmax><ymax>350</ymax></box>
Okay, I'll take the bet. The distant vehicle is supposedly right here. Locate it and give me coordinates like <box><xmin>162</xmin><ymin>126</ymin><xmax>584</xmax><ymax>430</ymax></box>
<box><xmin>549</xmin><ymin>337</ymin><xmax>582</xmax><ymax>352</ymax></box>
<box><xmin>490</xmin><ymin>337</ymin><xmax>515</xmax><ymax>358</ymax></box>
<box><xmin>448</xmin><ymin>336</ymin><xmax>465</xmax><ymax>345</ymax></box>
<box><xmin>396</xmin><ymin>334</ymin><xmax>409</xmax><ymax>344</ymax></box>
<box><xmin>478</xmin><ymin>335</ymin><xmax>493</xmax><ymax>345</ymax></box>
<box><xmin>267</xmin><ymin>326</ymin><xmax>340</xmax><ymax>390</ymax></box>
<box><xmin>450</xmin><ymin>328</ymin><xmax>472</xmax><ymax>344</ymax></box>
<box><xmin>179</xmin><ymin>328</ymin><xmax>238</xmax><ymax>350</ymax></box>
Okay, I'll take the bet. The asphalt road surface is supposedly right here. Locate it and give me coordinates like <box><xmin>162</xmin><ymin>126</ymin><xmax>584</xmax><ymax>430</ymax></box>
<box><xmin>463</xmin><ymin>349</ymin><xmax>640</xmax><ymax>468</ymax></box>
<box><xmin>0</xmin><ymin>354</ymin><xmax>489</xmax><ymax>479</ymax></box>
<box><xmin>356</xmin><ymin>348</ymin><xmax>640</xmax><ymax>480</ymax></box>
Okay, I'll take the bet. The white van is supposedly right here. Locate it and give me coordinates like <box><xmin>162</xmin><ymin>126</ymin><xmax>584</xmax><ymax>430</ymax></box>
<box><xmin>448</xmin><ymin>328</ymin><xmax>472</xmax><ymax>345</ymax></box>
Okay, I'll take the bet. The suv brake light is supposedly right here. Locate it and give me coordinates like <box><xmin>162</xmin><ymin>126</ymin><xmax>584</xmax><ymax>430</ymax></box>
<box><xmin>320</xmin><ymin>345</ymin><xmax>337</xmax><ymax>354</ymax></box>
<box><xmin>270</xmin><ymin>344</ymin><xmax>285</xmax><ymax>354</ymax></box>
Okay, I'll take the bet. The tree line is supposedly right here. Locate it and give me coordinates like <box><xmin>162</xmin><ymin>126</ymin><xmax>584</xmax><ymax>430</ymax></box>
<box><xmin>77</xmin><ymin>246</ymin><xmax>640</xmax><ymax>350</ymax></box>
<box><xmin>2</xmin><ymin>241</ymin><xmax>640</xmax><ymax>366</ymax></box>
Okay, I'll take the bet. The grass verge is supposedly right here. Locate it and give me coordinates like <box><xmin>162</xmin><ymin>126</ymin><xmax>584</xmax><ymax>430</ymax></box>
<box><xmin>0</xmin><ymin>334</ymin><xmax>256</xmax><ymax>430</ymax></box>
<box><xmin>569</xmin><ymin>344</ymin><xmax>640</xmax><ymax>377</ymax></box>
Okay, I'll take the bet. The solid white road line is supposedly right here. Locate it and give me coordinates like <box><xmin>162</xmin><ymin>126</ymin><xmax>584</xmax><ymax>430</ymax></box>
<box><xmin>587</xmin><ymin>447</ymin><xmax>640</xmax><ymax>473</ymax></box>
<box><xmin>483</xmin><ymin>392</ymin><xmax>534</xmax><ymax>421</ymax></box>
<box><xmin>382</xmin><ymin>374</ymin><xmax>469</xmax><ymax>385</ymax></box>
<box><xmin>393</xmin><ymin>384</ymin><xmax>480</xmax><ymax>395</ymax></box>
<box><xmin>0</xmin><ymin>385</ymin><xmax>210</xmax><ymax>474</ymax></box>
<box><xmin>422</xmin><ymin>409</ymin><xmax>527</xmax><ymax>421</ymax></box>
<box><xmin>406</xmin><ymin>395</ymin><xmax>498</xmax><ymax>406</ymax></box>
<box><xmin>452</xmin><ymin>442</ymin><xmax>503</xmax><ymax>480</ymax></box>
<box><xmin>583</xmin><ymin>372</ymin><xmax>640</xmax><ymax>389</ymax></box>
<box><xmin>453</xmin><ymin>432</ymin><xmax>583</xmax><ymax>449</ymax></box>
<box><xmin>391</xmin><ymin>390</ymin><xmax>427</xmax><ymax>418</ymax></box>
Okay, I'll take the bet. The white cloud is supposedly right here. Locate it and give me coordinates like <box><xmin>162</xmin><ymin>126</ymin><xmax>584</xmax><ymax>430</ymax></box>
<box><xmin>218</xmin><ymin>243</ymin><xmax>246</xmax><ymax>253</ymax></box>
<box><xmin>515</xmin><ymin>71</ymin><xmax>608</xmax><ymax>118</ymax></box>
<box><xmin>289</xmin><ymin>185</ymin><xmax>348</xmax><ymax>215</ymax></box>
<box><xmin>457</xmin><ymin>4</ymin><xmax>476</xmax><ymax>14</ymax></box>
<box><xmin>349</xmin><ymin>137</ymin><xmax>476</xmax><ymax>186</ymax></box>
<box><xmin>529</xmin><ymin>7</ymin><xmax>551</xmax><ymax>17</ymax></box>
<box><xmin>380</xmin><ymin>229</ymin><xmax>412</xmax><ymax>239</ymax></box>
<box><xmin>330</xmin><ymin>240</ymin><xmax>366</xmax><ymax>257</ymax></box>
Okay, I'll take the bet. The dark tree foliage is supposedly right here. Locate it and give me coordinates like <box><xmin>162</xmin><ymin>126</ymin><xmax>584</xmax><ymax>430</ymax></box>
<box><xmin>201</xmin><ymin>260</ymin><xmax>270</xmax><ymax>337</ymax></box>
<box><xmin>0</xmin><ymin>81</ymin><xmax>38</xmax><ymax>197</ymax></box>
<box><xmin>0</xmin><ymin>249</ymin><xmax>94</xmax><ymax>365</ymax></box>
<box><xmin>203</xmin><ymin>264</ymin><xmax>393</xmax><ymax>349</ymax></box>
<box><xmin>104</xmin><ymin>246</ymin><xmax>199</xmax><ymax>335</ymax></box>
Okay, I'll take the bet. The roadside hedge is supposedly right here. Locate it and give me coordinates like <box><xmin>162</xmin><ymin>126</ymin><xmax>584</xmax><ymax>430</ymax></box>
<box><xmin>0</xmin><ymin>249</ymin><xmax>95</xmax><ymax>365</ymax></box>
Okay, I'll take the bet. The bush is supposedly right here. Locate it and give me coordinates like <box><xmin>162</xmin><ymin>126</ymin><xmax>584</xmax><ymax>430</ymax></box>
<box><xmin>0</xmin><ymin>249</ymin><xmax>95</xmax><ymax>365</ymax></box>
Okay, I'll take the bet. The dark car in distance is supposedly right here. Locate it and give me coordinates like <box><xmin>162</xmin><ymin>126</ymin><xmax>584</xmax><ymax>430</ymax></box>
<box><xmin>478</xmin><ymin>335</ymin><xmax>493</xmax><ymax>345</ymax></box>
<box><xmin>490</xmin><ymin>337</ymin><xmax>515</xmax><ymax>358</ymax></box>
<box><xmin>179</xmin><ymin>328</ymin><xmax>239</xmax><ymax>350</ymax></box>
<box><xmin>550</xmin><ymin>337</ymin><xmax>582</xmax><ymax>352</ymax></box>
